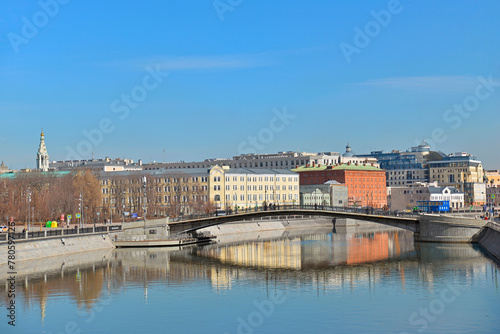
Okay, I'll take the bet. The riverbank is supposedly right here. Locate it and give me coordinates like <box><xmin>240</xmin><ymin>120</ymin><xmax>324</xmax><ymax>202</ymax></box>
<box><xmin>0</xmin><ymin>233</ymin><xmax>115</xmax><ymax>264</ymax></box>
<box><xmin>478</xmin><ymin>221</ymin><xmax>500</xmax><ymax>263</ymax></box>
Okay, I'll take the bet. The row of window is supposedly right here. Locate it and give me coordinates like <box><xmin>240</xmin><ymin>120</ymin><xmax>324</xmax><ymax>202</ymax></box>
<box><xmin>224</xmin><ymin>185</ymin><xmax>298</xmax><ymax>191</ymax></box>
<box><xmin>215</xmin><ymin>176</ymin><xmax>299</xmax><ymax>183</ymax></box>
<box><xmin>222</xmin><ymin>193</ymin><xmax>299</xmax><ymax>202</ymax></box>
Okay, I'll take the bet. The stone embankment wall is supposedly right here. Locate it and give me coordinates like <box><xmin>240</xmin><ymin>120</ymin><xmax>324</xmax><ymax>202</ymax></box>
<box><xmin>0</xmin><ymin>234</ymin><xmax>114</xmax><ymax>264</ymax></box>
<box><xmin>478</xmin><ymin>222</ymin><xmax>500</xmax><ymax>263</ymax></box>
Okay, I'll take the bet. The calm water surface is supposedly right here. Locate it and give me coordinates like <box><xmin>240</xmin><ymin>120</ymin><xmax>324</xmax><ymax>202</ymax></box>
<box><xmin>1</xmin><ymin>225</ymin><xmax>500</xmax><ymax>334</ymax></box>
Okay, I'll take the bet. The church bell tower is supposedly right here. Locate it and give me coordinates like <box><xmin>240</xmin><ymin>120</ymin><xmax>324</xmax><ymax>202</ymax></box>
<box><xmin>36</xmin><ymin>129</ymin><xmax>49</xmax><ymax>172</ymax></box>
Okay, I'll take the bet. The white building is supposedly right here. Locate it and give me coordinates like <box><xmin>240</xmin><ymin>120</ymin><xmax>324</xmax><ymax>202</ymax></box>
<box><xmin>428</xmin><ymin>186</ymin><xmax>465</xmax><ymax>210</ymax></box>
<box><xmin>36</xmin><ymin>130</ymin><xmax>49</xmax><ymax>172</ymax></box>
<box><xmin>143</xmin><ymin>148</ymin><xmax>379</xmax><ymax>171</ymax></box>
<box><xmin>388</xmin><ymin>182</ymin><xmax>464</xmax><ymax>211</ymax></box>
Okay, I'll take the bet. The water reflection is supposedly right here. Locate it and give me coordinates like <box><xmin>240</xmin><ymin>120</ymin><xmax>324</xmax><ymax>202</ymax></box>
<box><xmin>0</xmin><ymin>225</ymin><xmax>498</xmax><ymax>332</ymax></box>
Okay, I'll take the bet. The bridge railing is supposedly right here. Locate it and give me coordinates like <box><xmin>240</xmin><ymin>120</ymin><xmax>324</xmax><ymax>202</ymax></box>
<box><xmin>1</xmin><ymin>225</ymin><xmax>123</xmax><ymax>243</ymax></box>
<box><xmin>168</xmin><ymin>204</ymin><xmax>420</xmax><ymax>223</ymax></box>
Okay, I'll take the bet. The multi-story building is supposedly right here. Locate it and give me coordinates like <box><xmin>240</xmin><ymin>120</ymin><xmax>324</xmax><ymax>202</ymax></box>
<box><xmin>299</xmin><ymin>181</ymin><xmax>348</xmax><ymax>207</ymax></box>
<box><xmin>143</xmin><ymin>148</ymin><xmax>378</xmax><ymax>171</ymax></box>
<box><xmin>51</xmin><ymin>156</ymin><xmax>142</xmax><ymax>172</ymax></box>
<box><xmin>98</xmin><ymin>168</ymin><xmax>211</xmax><ymax>218</ymax></box>
<box><xmin>429</xmin><ymin>152</ymin><xmax>484</xmax><ymax>187</ymax></box>
<box><xmin>357</xmin><ymin>141</ymin><xmax>443</xmax><ymax>187</ymax></box>
<box><xmin>428</xmin><ymin>152</ymin><xmax>484</xmax><ymax>205</ymax></box>
<box><xmin>292</xmin><ymin>162</ymin><xmax>387</xmax><ymax>208</ymax></box>
<box><xmin>486</xmin><ymin>186</ymin><xmax>500</xmax><ymax>207</ymax></box>
<box><xmin>97</xmin><ymin>165</ymin><xmax>300</xmax><ymax>217</ymax></box>
<box><xmin>0</xmin><ymin>162</ymin><xmax>14</xmax><ymax>175</ymax></box>
<box><xmin>388</xmin><ymin>182</ymin><xmax>464</xmax><ymax>211</ymax></box>
<box><xmin>208</xmin><ymin>166</ymin><xmax>300</xmax><ymax>210</ymax></box>
<box><xmin>485</xmin><ymin>170</ymin><xmax>500</xmax><ymax>188</ymax></box>
<box><xmin>463</xmin><ymin>182</ymin><xmax>486</xmax><ymax>206</ymax></box>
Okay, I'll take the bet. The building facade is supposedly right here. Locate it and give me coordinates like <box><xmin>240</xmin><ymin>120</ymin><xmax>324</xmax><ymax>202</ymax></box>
<box><xmin>143</xmin><ymin>149</ymin><xmax>378</xmax><ymax>171</ymax></box>
<box><xmin>97</xmin><ymin>166</ymin><xmax>300</xmax><ymax>217</ymax></box>
<box><xmin>485</xmin><ymin>170</ymin><xmax>500</xmax><ymax>188</ymax></box>
<box><xmin>208</xmin><ymin>166</ymin><xmax>300</xmax><ymax>210</ymax></box>
<box><xmin>51</xmin><ymin>157</ymin><xmax>142</xmax><ymax>171</ymax></box>
<box><xmin>293</xmin><ymin>162</ymin><xmax>387</xmax><ymax>208</ymax></box>
<box><xmin>388</xmin><ymin>182</ymin><xmax>464</xmax><ymax>211</ymax></box>
<box><xmin>357</xmin><ymin>141</ymin><xmax>441</xmax><ymax>187</ymax></box>
<box><xmin>299</xmin><ymin>182</ymin><xmax>348</xmax><ymax>207</ymax></box>
<box><xmin>428</xmin><ymin>153</ymin><xmax>484</xmax><ymax>205</ymax></box>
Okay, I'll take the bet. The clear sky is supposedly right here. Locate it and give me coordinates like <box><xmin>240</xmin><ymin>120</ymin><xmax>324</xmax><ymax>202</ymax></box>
<box><xmin>1</xmin><ymin>0</ymin><xmax>499</xmax><ymax>170</ymax></box>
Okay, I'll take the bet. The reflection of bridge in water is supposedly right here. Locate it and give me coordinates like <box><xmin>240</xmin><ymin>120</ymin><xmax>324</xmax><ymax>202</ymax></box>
<box><xmin>166</xmin><ymin>206</ymin><xmax>489</xmax><ymax>243</ymax></box>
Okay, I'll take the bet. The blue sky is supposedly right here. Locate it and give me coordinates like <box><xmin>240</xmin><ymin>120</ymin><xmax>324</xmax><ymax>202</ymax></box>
<box><xmin>1</xmin><ymin>0</ymin><xmax>499</xmax><ymax>170</ymax></box>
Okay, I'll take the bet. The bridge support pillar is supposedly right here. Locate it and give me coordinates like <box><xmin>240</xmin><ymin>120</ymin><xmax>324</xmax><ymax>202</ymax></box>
<box><xmin>415</xmin><ymin>216</ymin><xmax>487</xmax><ymax>243</ymax></box>
<box><xmin>334</xmin><ymin>218</ymin><xmax>357</xmax><ymax>227</ymax></box>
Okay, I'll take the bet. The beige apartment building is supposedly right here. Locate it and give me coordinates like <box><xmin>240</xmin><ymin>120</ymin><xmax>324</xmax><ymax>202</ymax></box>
<box><xmin>209</xmin><ymin>165</ymin><xmax>300</xmax><ymax>210</ymax></box>
<box><xmin>98</xmin><ymin>165</ymin><xmax>300</xmax><ymax>218</ymax></box>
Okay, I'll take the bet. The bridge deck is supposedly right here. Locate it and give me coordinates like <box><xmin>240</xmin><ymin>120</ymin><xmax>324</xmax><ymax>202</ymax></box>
<box><xmin>167</xmin><ymin>209</ymin><xmax>419</xmax><ymax>235</ymax></box>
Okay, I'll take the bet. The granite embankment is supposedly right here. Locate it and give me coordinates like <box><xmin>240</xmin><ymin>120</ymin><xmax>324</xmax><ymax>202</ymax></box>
<box><xmin>478</xmin><ymin>221</ymin><xmax>500</xmax><ymax>263</ymax></box>
<box><xmin>0</xmin><ymin>234</ymin><xmax>114</xmax><ymax>264</ymax></box>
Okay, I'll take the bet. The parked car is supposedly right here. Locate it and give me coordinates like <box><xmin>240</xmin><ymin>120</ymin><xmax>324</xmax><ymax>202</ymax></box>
<box><xmin>0</xmin><ymin>225</ymin><xmax>7</xmax><ymax>233</ymax></box>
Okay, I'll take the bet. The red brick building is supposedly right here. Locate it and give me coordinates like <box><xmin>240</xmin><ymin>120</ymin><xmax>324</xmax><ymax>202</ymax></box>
<box><xmin>293</xmin><ymin>163</ymin><xmax>387</xmax><ymax>208</ymax></box>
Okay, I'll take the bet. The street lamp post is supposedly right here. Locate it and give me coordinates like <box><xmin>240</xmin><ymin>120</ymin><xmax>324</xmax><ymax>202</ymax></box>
<box><xmin>27</xmin><ymin>188</ymin><xmax>31</xmax><ymax>232</ymax></box>
<box><xmin>143</xmin><ymin>176</ymin><xmax>147</xmax><ymax>230</ymax></box>
<box><xmin>122</xmin><ymin>190</ymin><xmax>126</xmax><ymax>224</ymax></box>
<box><xmin>79</xmin><ymin>192</ymin><xmax>83</xmax><ymax>228</ymax></box>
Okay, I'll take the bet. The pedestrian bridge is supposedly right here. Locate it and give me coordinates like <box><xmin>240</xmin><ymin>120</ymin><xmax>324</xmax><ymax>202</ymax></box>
<box><xmin>166</xmin><ymin>206</ymin><xmax>489</xmax><ymax>243</ymax></box>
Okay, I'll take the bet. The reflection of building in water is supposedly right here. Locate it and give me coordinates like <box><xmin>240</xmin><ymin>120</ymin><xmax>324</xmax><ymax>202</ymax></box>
<box><xmin>211</xmin><ymin>267</ymin><xmax>233</xmax><ymax>291</ymax></box>
<box><xmin>347</xmin><ymin>233</ymin><xmax>389</xmax><ymax>265</ymax></box>
<box><xmin>197</xmin><ymin>230</ymin><xmax>416</xmax><ymax>274</ymax></box>
<box><xmin>201</xmin><ymin>239</ymin><xmax>303</xmax><ymax>270</ymax></box>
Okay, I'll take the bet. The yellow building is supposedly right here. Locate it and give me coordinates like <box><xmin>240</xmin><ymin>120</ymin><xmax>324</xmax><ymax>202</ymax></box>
<box><xmin>485</xmin><ymin>170</ymin><xmax>500</xmax><ymax>188</ymax></box>
<box><xmin>98</xmin><ymin>165</ymin><xmax>300</xmax><ymax>218</ymax></box>
<box><xmin>209</xmin><ymin>165</ymin><xmax>300</xmax><ymax>210</ymax></box>
<box><xmin>429</xmin><ymin>154</ymin><xmax>484</xmax><ymax>189</ymax></box>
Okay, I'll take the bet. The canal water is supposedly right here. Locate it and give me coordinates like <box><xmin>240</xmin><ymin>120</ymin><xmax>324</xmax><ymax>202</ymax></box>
<box><xmin>1</xmin><ymin>224</ymin><xmax>500</xmax><ymax>334</ymax></box>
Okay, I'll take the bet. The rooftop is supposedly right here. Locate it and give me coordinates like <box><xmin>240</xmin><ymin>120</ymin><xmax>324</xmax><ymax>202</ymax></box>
<box><xmin>292</xmin><ymin>163</ymin><xmax>382</xmax><ymax>172</ymax></box>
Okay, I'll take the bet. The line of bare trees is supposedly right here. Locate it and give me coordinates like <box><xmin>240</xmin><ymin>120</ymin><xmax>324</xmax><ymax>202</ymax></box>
<box><xmin>0</xmin><ymin>170</ymin><xmax>102</xmax><ymax>224</ymax></box>
<box><xmin>0</xmin><ymin>169</ymin><xmax>216</xmax><ymax>224</ymax></box>
<box><xmin>103</xmin><ymin>172</ymin><xmax>214</xmax><ymax>219</ymax></box>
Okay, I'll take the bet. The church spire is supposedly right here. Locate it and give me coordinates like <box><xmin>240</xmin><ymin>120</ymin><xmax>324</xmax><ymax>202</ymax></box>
<box><xmin>37</xmin><ymin>129</ymin><xmax>49</xmax><ymax>172</ymax></box>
